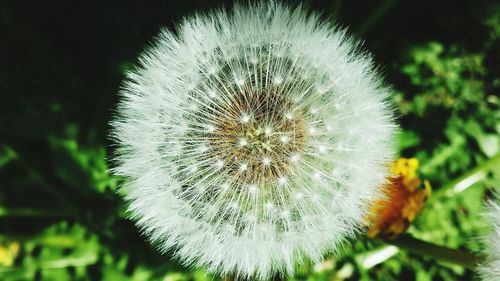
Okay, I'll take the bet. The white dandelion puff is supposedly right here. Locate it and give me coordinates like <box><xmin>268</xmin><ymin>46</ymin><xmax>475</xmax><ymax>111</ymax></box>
<box><xmin>111</xmin><ymin>2</ymin><xmax>395</xmax><ymax>279</ymax></box>
<box><xmin>478</xmin><ymin>196</ymin><xmax>500</xmax><ymax>281</ymax></box>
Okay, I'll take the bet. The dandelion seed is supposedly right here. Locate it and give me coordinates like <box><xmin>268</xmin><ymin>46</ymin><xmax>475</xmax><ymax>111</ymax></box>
<box><xmin>112</xmin><ymin>2</ymin><xmax>395</xmax><ymax>279</ymax></box>
<box><xmin>281</xmin><ymin>209</ymin><xmax>291</xmax><ymax>218</ymax></box>
<box><xmin>208</xmin><ymin>89</ymin><xmax>217</xmax><ymax>98</ymax></box>
<box><xmin>308</xmin><ymin>126</ymin><xmax>317</xmax><ymax>135</ymax></box>
<box><xmin>290</xmin><ymin>153</ymin><xmax>300</xmax><ymax>163</ymax></box>
<box><xmin>188</xmin><ymin>165</ymin><xmax>197</xmax><ymax>174</ymax></box>
<box><xmin>239</xmin><ymin>162</ymin><xmax>248</xmax><ymax>172</ymax></box>
<box><xmin>235</xmin><ymin>78</ymin><xmax>245</xmax><ymax>86</ymax></box>
<box><xmin>205</xmin><ymin>124</ymin><xmax>216</xmax><ymax>132</ymax></box>
<box><xmin>273</xmin><ymin>76</ymin><xmax>284</xmax><ymax>85</ymax></box>
<box><xmin>278</xmin><ymin>177</ymin><xmax>288</xmax><ymax>186</ymax></box>
<box><xmin>317</xmin><ymin>145</ymin><xmax>327</xmax><ymax>153</ymax></box>
<box><xmin>215</xmin><ymin>159</ymin><xmax>224</xmax><ymax>169</ymax></box>
<box><xmin>264</xmin><ymin>127</ymin><xmax>273</xmax><ymax>136</ymax></box>
<box><xmin>198</xmin><ymin>145</ymin><xmax>209</xmax><ymax>153</ymax></box>
<box><xmin>280</xmin><ymin>134</ymin><xmax>290</xmax><ymax>144</ymax></box>
<box><xmin>221</xmin><ymin>183</ymin><xmax>230</xmax><ymax>191</ymax></box>
<box><xmin>240</xmin><ymin>113</ymin><xmax>251</xmax><ymax>124</ymax></box>
<box><xmin>248</xmin><ymin>184</ymin><xmax>259</xmax><ymax>195</ymax></box>
<box><xmin>239</xmin><ymin>138</ymin><xmax>248</xmax><ymax>147</ymax></box>
<box><xmin>262</xmin><ymin>157</ymin><xmax>271</xmax><ymax>166</ymax></box>
<box><xmin>264</xmin><ymin>202</ymin><xmax>274</xmax><ymax>211</ymax></box>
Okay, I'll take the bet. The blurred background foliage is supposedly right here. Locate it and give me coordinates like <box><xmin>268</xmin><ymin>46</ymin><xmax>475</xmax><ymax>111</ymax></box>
<box><xmin>0</xmin><ymin>0</ymin><xmax>499</xmax><ymax>280</ymax></box>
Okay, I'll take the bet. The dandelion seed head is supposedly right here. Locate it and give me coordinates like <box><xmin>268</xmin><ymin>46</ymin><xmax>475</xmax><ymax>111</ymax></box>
<box><xmin>478</xmin><ymin>196</ymin><xmax>500</xmax><ymax>281</ymax></box>
<box><xmin>112</xmin><ymin>2</ymin><xmax>395</xmax><ymax>279</ymax></box>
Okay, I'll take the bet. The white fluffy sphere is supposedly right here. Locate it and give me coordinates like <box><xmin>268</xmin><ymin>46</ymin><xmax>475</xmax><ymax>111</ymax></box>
<box><xmin>112</xmin><ymin>2</ymin><xmax>395</xmax><ymax>279</ymax></box>
<box><xmin>479</xmin><ymin>197</ymin><xmax>500</xmax><ymax>281</ymax></box>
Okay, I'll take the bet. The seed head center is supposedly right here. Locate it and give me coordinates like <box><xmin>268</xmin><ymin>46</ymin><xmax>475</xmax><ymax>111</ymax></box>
<box><xmin>208</xmin><ymin>91</ymin><xmax>308</xmax><ymax>186</ymax></box>
<box><xmin>245</xmin><ymin>127</ymin><xmax>274</xmax><ymax>152</ymax></box>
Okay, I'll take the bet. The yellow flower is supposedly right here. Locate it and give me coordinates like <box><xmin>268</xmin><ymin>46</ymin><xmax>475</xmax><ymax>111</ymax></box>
<box><xmin>367</xmin><ymin>158</ymin><xmax>431</xmax><ymax>240</ymax></box>
<box><xmin>0</xmin><ymin>241</ymin><xmax>20</xmax><ymax>267</ymax></box>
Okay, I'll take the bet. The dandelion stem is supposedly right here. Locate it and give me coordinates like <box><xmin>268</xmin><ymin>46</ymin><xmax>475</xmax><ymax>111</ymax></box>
<box><xmin>429</xmin><ymin>152</ymin><xmax>500</xmax><ymax>203</ymax></box>
<box><xmin>356</xmin><ymin>245</ymin><xmax>400</xmax><ymax>269</ymax></box>
<box><xmin>390</xmin><ymin>234</ymin><xmax>482</xmax><ymax>269</ymax></box>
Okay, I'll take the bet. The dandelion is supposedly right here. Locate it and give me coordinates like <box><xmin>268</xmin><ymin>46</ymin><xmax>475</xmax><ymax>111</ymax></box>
<box><xmin>0</xmin><ymin>241</ymin><xmax>20</xmax><ymax>267</ymax></box>
<box><xmin>478</xmin><ymin>196</ymin><xmax>500</xmax><ymax>281</ymax></box>
<box><xmin>111</xmin><ymin>2</ymin><xmax>395</xmax><ymax>279</ymax></box>
<box><xmin>367</xmin><ymin>158</ymin><xmax>431</xmax><ymax>240</ymax></box>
